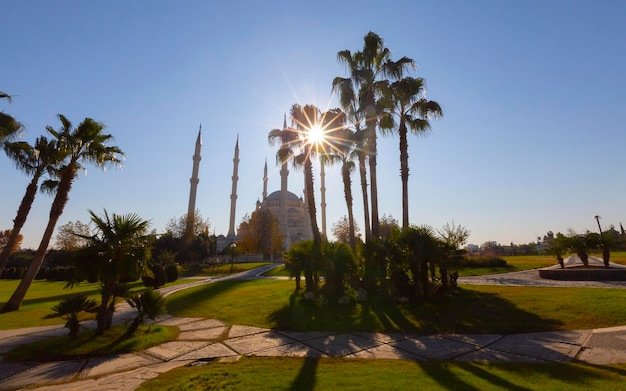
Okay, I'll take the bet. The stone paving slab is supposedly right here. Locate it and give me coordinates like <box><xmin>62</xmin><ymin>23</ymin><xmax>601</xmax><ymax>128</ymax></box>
<box><xmin>177</xmin><ymin>318</ymin><xmax>226</xmax><ymax>331</ymax></box>
<box><xmin>224</xmin><ymin>331</ymin><xmax>296</xmax><ymax>354</ymax></box>
<box><xmin>456</xmin><ymin>348</ymin><xmax>546</xmax><ymax>363</ymax></box>
<box><xmin>439</xmin><ymin>334</ymin><xmax>503</xmax><ymax>347</ymax></box>
<box><xmin>156</xmin><ymin>317</ymin><xmax>203</xmax><ymax>327</ymax></box>
<box><xmin>346</xmin><ymin>344</ymin><xmax>424</xmax><ymax>360</ymax></box>
<box><xmin>577</xmin><ymin>346</ymin><xmax>626</xmax><ymax>364</ymax></box>
<box><xmin>277</xmin><ymin>330</ymin><xmax>336</xmax><ymax>341</ymax></box>
<box><xmin>251</xmin><ymin>342</ymin><xmax>327</xmax><ymax>357</ymax></box>
<box><xmin>0</xmin><ymin>360</ymin><xmax>85</xmax><ymax>391</ymax></box>
<box><xmin>144</xmin><ymin>340</ymin><xmax>211</xmax><ymax>360</ymax></box>
<box><xmin>488</xmin><ymin>334</ymin><xmax>580</xmax><ymax>362</ymax></box>
<box><xmin>176</xmin><ymin>342</ymin><xmax>238</xmax><ymax>361</ymax></box>
<box><xmin>520</xmin><ymin>330</ymin><xmax>591</xmax><ymax>346</ymax></box>
<box><xmin>391</xmin><ymin>335</ymin><xmax>481</xmax><ymax>360</ymax></box>
<box><xmin>178</xmin><ymin>325</ymin><xmax>229</xmax><ymax>341</ymax></box>
<box><xmin>353</xmin><ymin>331</ymin><xmax>414</xmax><ymax>344</ymax></box>
<box><xmin>81</xmin><ymin>353</ymin><xmax>156</xmax><ymax>378</ymax></box>
<box><xmin>303</xmin><ymin>333</ymin><xmax>383</xmax><ymax>357</ymax></box>
<box><xmin>227</xmin><ymin>325</ymin><xmax>269</xmax><ymax>338</ymax></box>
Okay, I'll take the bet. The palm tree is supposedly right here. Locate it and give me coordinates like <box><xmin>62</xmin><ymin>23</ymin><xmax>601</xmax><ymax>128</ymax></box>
<box><xmin>44</xmin><ymin>294</ymin><xmax>99</xmax><ymax>339</ymax></box>
<box><xmin>81</xmin><ymin>209</ymin><xmax>153</xmax><ymax>335</ymax></box>
<box><xmin>124</xmin><ymin>288</ymin><xmax>167</xmax><ymax>337</ymax></box>
<box><xmin>380</xmin><ymin>77</ymin><xmax>443</xmax><ymax>228</ymax></box>
<box><xmin>0</xmin><ymin>91</ymin><xmax>23</xmax><ymax>142</ymax></box>
<box><xmin>290</xmin><ymin>103</ymin><xmax>324</xmax><ymax>293</ymax></box>
<box><xmin>1</xmin><ymin>115</ymin><xmax>123</xmax><ymax>313</ymax></box>
<box><xmin>335</xmin><ymin>31</ymin><xmax>414</xmax><ymax>239</ymax></box>
<box><xmin>321</xmin><ymin>110</ymin><xmax>360</xmax><ymax>253</ymax></box>
<box><xmin>0</xmin><ymin>136</ymin><xmax>62</xmax><ymax>272</ymax></box>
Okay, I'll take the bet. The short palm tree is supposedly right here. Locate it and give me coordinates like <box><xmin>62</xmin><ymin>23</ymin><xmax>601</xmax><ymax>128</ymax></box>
<box><xmin>0</xmin><ymin>136</ymin><xmax>62</xmax><ymax>272</ymax></box>
<box><xmin>82</xmin><ymin>209</ymin><xmax>153</xmax><ymax>335</ymax></box>
<box><xmin>1</xmin><ymin>115</ymin><xmax>124</xmax><ymax>313</ymax></box>
<box><xmin>124</xmin><ymin>288</ymin><xmax>167</xmax><ymax>337</ymax></box>
<box><xmin>380</xmin><ymin>76</ymin><xmax>443</xmax><ymax>228</ymax></box>
<box><xmin>44</xmin><ymin>294</ymin><xmax>99</xmax><ymax>339</ymax></box>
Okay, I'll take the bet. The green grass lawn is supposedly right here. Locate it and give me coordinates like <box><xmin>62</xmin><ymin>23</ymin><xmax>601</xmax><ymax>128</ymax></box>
<box><xmin>137</xmin><ymin>356</ymin><xmax>626</xmax><ymax>391</ymax></box>
<box><xmin>0</xmin><ymin>278</ymin><xmax>194</xmax><ymax>330</ymax></box>
<box><xmin>166</xmin><ymin>279</ymin><xmax>626</xmax><ymax>334</ymax></box>
<box><xmin>180</xmin><ymin>262</ymin><xmax>270</xmax><ymax>277</ymax></box>
<box><xmin>5</xmin><ymin>323</ymin><xmax>178</xmax><ymax>362</ymax></box>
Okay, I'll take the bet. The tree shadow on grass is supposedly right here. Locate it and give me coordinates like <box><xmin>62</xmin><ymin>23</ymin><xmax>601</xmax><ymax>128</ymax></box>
<box><xmin>269</xmin><ymin>287</ymin><xmax>563</xmax><ymax>334</ymax></box>
<box><xmin>288</xmin><ymin>357</ymin><xmax>319</xmax><ymax>391</ymax></box>
<box><xmin>165</xmin><ymin>279</ymin><xmax>247</xmax><ymax>314</ymax></box>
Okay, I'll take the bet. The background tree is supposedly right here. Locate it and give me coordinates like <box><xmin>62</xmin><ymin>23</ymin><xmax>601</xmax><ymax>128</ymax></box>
<box><xmin>437</xmin><ymin>221</ymin><xmax>469</xmax><ymax>290</ymax></box>
<box><xmin>165</xmin><ymin>209</ymin><xmax>210</xmax><ymax>238</ymax></box>
<box><xmin>0</xmin><ymin>136</ymin><xmax>62</xmax><ymax>272</ymax></box>
<box><xmin>0</xmin><ymin>229</ymin><xmax>23</xmax><ymax>255</ymax></box>
<box><xmin>237</xmin><ymin>209</ymin><xmax>283</xmax><ymax>256</ymax></box>
<box><xmin>379</xmin><ymin>214</ymin><xmax>399</xmax><ymax>239</ymax></box>
<box><xmin>1</xmin><ymin>115</ymin><xmax>123</xmax><ymax>313</ymax></box>
<box><xmin>55</xmin><ymin>220</ymin><xmax>91</xmax><ymax>250</ymax></box>
<box><xmin>331</xmin><ymin>216</ymin><xmax>361</xmax><ymax>246</ymax></box>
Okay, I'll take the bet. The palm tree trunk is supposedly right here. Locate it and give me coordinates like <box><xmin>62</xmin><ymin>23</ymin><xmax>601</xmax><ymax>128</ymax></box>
<box><xmin>342</xmin><ymin>163</ymin><xmax>356</xmax><ymax>253</ymax></box>
<box><xmin>0</xmin><ymin>173</ymin><xmax>40</xmax><ymax>271</ymax></box>
<box><xmin>1</xmin><ymin>167</ymin><xmax>75</xmax><ymax>313</ymax></box>
<box><xmin>368</xmin><ymin>123</ymin><xmax>379</xmax><ymax>239</ymax></box>
<box><xmin>97</xmin><ymin>284</ymin><xmax>113</xmax><ymax>335</ymax></box>
<box><xmin>399</xmin><ymin>123</ymin><xmax>410</xmax><ymax>228</ymax></box>
<box><xmin>357</xmin><ymin>151</ymin><xmax>371</xmax><ymax>243</ymax></box>
<box><xmin>304</xmin><ymin>153</ymin><xmax>321</xmax><ymax>293</ymax></box>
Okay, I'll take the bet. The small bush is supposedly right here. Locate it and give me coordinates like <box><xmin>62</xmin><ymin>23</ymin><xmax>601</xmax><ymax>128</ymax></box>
<box><xmin>165</xmin><ymin>264</ymin><xmax>178</xmax><ymax>282</ymax></box>
<box><xmin>143</xmin><ymin>264</ymin><xmax>167</xmax><ymax>288</ymax></box>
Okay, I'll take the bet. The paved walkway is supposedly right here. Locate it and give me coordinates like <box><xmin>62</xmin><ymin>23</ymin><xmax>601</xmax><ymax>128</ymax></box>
<box><xmin>2</xmin><ymin>265</ymin><xmax>626</xmax><ymax>391</ymax></box>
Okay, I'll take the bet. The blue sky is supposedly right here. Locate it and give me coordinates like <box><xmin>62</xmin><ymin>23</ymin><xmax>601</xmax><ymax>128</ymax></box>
<box><xmin>2</xmin><ymin>1</ymin><xmax>625</xmax><ymax>250</ymax></box>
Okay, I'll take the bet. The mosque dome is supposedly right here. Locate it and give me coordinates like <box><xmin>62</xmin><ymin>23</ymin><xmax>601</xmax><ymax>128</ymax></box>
<box><xmin>266</xmin><ymin>190</ymin><xmax>301</xmax><ymax>202</ymax></box>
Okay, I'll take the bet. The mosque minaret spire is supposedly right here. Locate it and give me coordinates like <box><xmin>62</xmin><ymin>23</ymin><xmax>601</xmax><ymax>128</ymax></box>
<box><xmin>185</xmin><ymin>125</ymin><xmax>202</xmax><ymax>240</ymax></box>
<box><xmin>227</xmin><ymin>135</ymin><xmax>240</xmax><ymax>238</ymax></box>
<box><xmin>263</xmin><ymin>158</ymin><xmax>268</xmax><ymax>201</ymax></box>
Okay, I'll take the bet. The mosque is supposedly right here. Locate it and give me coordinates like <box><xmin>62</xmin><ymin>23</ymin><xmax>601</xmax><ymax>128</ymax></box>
<box><xmin>184</xmin><ymin>121</ymin><xmax>315</xmax><ymax>254</ymax></box>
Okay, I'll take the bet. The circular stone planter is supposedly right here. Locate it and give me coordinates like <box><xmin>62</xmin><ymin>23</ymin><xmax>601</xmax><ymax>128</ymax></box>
<box><xmin>538</xmin><ymin>266</ymin><xmax>626</xmax><ymax>281</ymax></box>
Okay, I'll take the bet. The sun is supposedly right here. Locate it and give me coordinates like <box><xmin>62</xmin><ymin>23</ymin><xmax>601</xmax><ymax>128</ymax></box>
<box><xmin>307</xmin><ymin>124</ymin><xmax>325</xmax><ymax>145</ymax></box>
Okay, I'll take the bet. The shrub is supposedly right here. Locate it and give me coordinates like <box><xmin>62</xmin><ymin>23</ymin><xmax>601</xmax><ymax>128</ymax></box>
<box><xmin>165</xmin><ymin>264</ymin><xmax>178</xmax><ymax>282</ymax></box>
<box><xmin>457</xmin><ymin>255</ymin><xmax>507</xmax><ymax>268</ymax></box>
<box><xmin>143</xmin><ymin>264</ymin><xmax>167</xmax><ymax>288</ymax></box>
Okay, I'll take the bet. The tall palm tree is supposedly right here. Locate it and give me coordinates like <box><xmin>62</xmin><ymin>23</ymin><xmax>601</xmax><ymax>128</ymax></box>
<box><xmin>82</xmin><ymin>209</ymin><xmax>152</xmax><ymax>335</ymax></box>
<box><xmin>335</xmin><ymin>31</ymin><xmax>414</xmax><ymax>239</ymax></box>
<box><xmin>331</xmin><ymin>78</ymin><xmax>371</xmax><ymax>242</ymax></box>
<box><xmin>1</xmin><ymin>115</ymin><xmax>123</xmax><ymax>313</ymax></box>
<box><xmin>321</xmin><ymin>110</ymin><xmax>359</xmax><ymax>253</ymax></box>
<box><xmin>0</xmin><ymin>137</ymin><xmax>62</xmax><ymax>272</ymax></box>
<box><xmin>290</xmin><ymin>103</ymin><xmax>324</xmax><ymax>292</ymax></box>
<box><xmin>380</xmin><ymin>76</ymin><xmax>443</xmax><ymax>227</ymax></box>
<box><xmin>0</xmin><ymin>91</ymin><xmax>23</xmax><ymax>142</ymax></box>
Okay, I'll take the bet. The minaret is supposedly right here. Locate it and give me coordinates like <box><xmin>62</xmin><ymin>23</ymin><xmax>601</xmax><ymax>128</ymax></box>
<box><xmin>227</xmin><ymin>135</ymin><xmax>240</xmax><ymax>238</ymax></box>
<box><xmin>263</xmin><ymin>159</ymin><xmax>268</xmax><ymax>201</ymax></box>
<box><xmin>185</xmin><ymin>125</ymin><xmax>202</xmax><ymax>240</ymax></box>
<box><xmin>280</xmin><ymin>114</ymin><xmax>290</xmax><ymax>250</ymax></box>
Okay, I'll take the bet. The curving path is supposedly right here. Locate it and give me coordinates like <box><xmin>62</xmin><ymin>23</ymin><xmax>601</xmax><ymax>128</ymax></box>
<box><xmin>1</xmin><ymin>265</ymin><xmax>626</xmax><ymax>391</ymax></box>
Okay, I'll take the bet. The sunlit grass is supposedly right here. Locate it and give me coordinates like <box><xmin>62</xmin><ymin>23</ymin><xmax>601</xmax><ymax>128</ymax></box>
<box><xmin>166</xmin><ymin>279</ymin><xmax>626</xmax><ymax>334</ymax></box>
<box><xmin>0</xmin><ymin>278</ymin><xmax>193</xmax><ymax>330</ymax></box>
<box><xmin>137</xmin><ymin>356</ymin><xmax>626</xmax><ymax>391</ymax></box>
